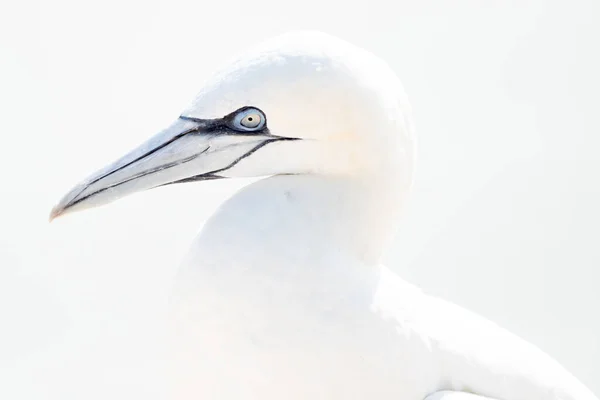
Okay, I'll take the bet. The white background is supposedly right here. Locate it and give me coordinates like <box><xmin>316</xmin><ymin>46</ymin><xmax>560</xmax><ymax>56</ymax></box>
<box><xmin>0</xmin><ymin>0</ymin><xmax>598</xmax><ymax>398</ymax></box>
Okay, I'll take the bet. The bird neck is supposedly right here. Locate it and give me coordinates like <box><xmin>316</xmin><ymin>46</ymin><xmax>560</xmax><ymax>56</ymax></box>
<box><xmin>186</xmin><ymin>173</ymin><xmax>407</xmax><ymax>269</ymax></box>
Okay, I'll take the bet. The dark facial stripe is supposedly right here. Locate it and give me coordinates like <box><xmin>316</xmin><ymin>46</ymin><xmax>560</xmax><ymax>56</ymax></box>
<box><xmin>180</xmin><ymin>106</ymin><xmax>275</xmax><ymax>138</ymax></box>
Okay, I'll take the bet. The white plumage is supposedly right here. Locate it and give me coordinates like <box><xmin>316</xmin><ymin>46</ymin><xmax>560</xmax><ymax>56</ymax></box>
<box><xmin>51</xmin><ymin>31</ymin><xmax>598</xmax><ymax>400</ymax></box>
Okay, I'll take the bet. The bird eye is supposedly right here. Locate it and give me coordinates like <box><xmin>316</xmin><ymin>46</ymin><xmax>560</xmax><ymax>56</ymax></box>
<box><xmin>241</xmin><ymin>113</ymin><xmax>261</xmax><ymax>128</ymax></box>
<box><xmin>231</xmin><ymin>108</ymin><xmax>266</xmax><ymax>132</ymax></box>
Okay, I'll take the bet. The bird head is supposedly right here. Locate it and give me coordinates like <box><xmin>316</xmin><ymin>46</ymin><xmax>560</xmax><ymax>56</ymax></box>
<box><xmin>50</xmin><ymin>31</ymin><xmax>414</xmax><ymax>220</ymax></box>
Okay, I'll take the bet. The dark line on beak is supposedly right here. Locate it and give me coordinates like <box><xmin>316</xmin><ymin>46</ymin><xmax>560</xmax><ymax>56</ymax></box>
<box><xmin>68</xmin><ymin>135</ymin><xmax>299</xmax><ymax>209</ymax></box>
<box><xmin>171</xmin><ymin>136</ymin><xmax>299</xmax><ymax>183</ymax></box>
<box><xmin>178</xmin><ymin>115</ymin><xmax>207</xmax><ymax>124</ymax></box>
<box><xmin>69</xmin><ymin>124</ymin><xmax>201</xmax><ymax>204</ymax></box>
<box><xmin>90</xmin><ymin>127</ymin><xmax>199</xmax><ymax>186</ymax></box>
<box><xmin>211</xmin><ymin>137</ymin><xmax>297</xmax><ymax>174</ymax></box>
<box><xmin>67</xmin><ymin>146</ymin><xmax>211</xmax><ymax>208</ymax></box>
<box><xmin>161</xmin><ymin>173</ymin><xmax>224</xmax><ymax>185</ymax></box>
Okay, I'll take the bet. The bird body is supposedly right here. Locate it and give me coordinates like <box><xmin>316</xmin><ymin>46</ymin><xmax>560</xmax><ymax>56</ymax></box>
<box><xmin>168</xmin><ymin>173</ymin><xmax>596</xmax><ymax>400</ymax></box>
<box><xmin>50</xmin><ymin>31</ymin><xmax>598</xmax><ymax>400</ymax></box>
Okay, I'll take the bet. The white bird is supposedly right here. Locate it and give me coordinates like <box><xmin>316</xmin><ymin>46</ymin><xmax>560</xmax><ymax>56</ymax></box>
<box><xmin>50</xmin><ymin>31</ymin><xmax>597</xmax><ymax>400</ymax></box>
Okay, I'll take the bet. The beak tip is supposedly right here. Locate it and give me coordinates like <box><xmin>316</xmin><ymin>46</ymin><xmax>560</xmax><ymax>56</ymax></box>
<box><xmin>49</xmin><ymin>206</ymin><xmax>64</xmax><ymax>222</ymax></box>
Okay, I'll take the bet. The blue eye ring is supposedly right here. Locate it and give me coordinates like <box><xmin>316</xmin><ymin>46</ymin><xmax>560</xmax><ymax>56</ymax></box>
<box><xmin>230</xmin><ymin>107</ymin><xmax>267</xmax><ymax>132</ymax></box>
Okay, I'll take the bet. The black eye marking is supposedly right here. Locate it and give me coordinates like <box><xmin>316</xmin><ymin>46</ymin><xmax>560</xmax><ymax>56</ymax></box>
<box><xmin>179</xmin><ymin>106</ymin><xmax>270</xmax><ymax>136</ymax></box>
<box><xmin>225</xmin><ymin>107</ymin><xmax>267</xmax><ymax>133</ymax></box>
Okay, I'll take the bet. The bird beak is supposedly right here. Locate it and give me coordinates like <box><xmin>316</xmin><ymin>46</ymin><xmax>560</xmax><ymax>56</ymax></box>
<box><xmin>50</xmin><ymin>117</ymin><xmax>290</xmax><ymax>221</ymax></box>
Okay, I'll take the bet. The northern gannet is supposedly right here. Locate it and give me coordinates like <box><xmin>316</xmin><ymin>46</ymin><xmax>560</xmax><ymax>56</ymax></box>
<box><xmin>50</xmin><ymin>31</ymin><xmax>598</xmax><ymax>400</ymax></box>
